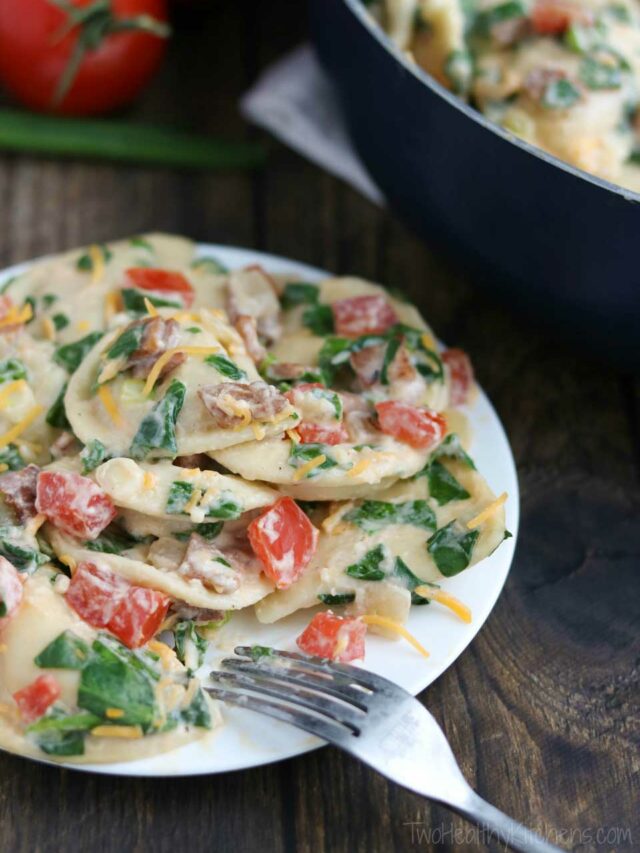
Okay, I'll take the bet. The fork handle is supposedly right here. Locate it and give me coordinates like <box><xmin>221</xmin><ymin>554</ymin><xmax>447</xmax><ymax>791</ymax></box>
<box><xmin>447</xmin><ymin>789</ymin><xmax>563</xmax><ymax>853</ymax></box>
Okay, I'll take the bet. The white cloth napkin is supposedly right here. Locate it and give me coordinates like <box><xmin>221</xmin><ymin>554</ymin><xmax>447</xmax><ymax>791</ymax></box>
<box><xmin>240</xmin><ymin>44</ymin><xmax>385</xmax><ymax>206</ymax></box>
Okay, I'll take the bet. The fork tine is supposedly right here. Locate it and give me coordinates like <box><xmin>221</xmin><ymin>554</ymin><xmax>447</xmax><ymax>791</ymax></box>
<box><xmin>222</xmin><ymin>658</ymin><xmax>370</xmax><ymax>710</ymax></box>
<box><xmin>212</xmin><ymin>670</ymin><xmax>364</xmax><ymax>732</ymax></box>
<box><xmin>205</xmin><ymin>684</ymin><xmax>351</xmax><ymax>743</ymax></box>
<box><xmin>233</xmin><ymin>646</ymin><xmax>404</xmax><ymax>696</ymax></box>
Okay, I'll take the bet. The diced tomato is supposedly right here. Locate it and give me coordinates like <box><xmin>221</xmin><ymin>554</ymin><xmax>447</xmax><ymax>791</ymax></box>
<box><xmin>66</xmin><ymin>562</ymin><xmax>169</xmax><ymax>648</ymax></box>
<box><xmin>125</xmin><ymin>268</ymin><xmax>195</xmax><ymax>309</ymax></box>
<box><xmin>247</xmin><ymin>496</ymin><xmax>319</xmax><ymax>590</ymax></box>
<box><xmin>0</xmin><ymin>556</ymin><xmax>23</xmax><ymax>632</ymax></box>
<box><xmin>108</xmin><ymin>586</ymin><xmax>170</xmax><ymax>649</ymax></box>
<box><xmin>297</xmin><ymin>422</ymin><xmax>349</xmax><ymax>446</ymax></box>
<box><xmin>530</xmin><ymin>1</ymin><xmax>591</xmax><ymax>34</ymax></box>
<box><xmin>332</xmin><ymin>295</ymin><xmax>398</xmax><ymax>338</ymax></box>
<box><xmin>13</xmin><ymin>674</ymin><xmax>61</xmax><ymax>723</ymax></box>
<box><xmin>442</xmin><ymin>348</ymin><xmax>474</xmax><ymax>406</ymax></box>
<box><xmin>375</xmin><ymin>401</ymin><xmax>447</xmax><ymax>450</ymax></box>
<box><xmin>297</xmin><ymin>612</ymin><xmax>366</xmax><ymax>663</ymax></box>
<box><xmin>36</xmin><ymin>471</ymin><xmax>117</xmax><ymax>540</ymax></box>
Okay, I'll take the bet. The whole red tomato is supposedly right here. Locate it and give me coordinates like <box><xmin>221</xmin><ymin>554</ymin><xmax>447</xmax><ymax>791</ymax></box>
<box><xmin>0</xmin><ymin>0</ymin><xmax>170</xmax><ymax>115</ymax></box>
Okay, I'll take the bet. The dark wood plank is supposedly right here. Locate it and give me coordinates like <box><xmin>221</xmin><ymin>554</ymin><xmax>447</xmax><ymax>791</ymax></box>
<box><xmin>0</xmin><ymin>1</ymin><xmax>637</xmax><ymax>851</ymax></box>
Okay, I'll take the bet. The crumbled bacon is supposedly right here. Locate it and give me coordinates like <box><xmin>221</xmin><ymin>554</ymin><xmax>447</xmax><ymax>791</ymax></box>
<box><xmin>171</xmin><ymin>602</ymin><xmax>227</xmax><ymax>623</ymax></box>
<box><xmin>125</xmin><ymin>317</ymin><xmax>186</xmax><ymax>379</ymax></box>
<box><xmin>265</xmin><ymin>362</ymin><xmax>317</xmax><ymax>382</ymax></box>
<box><xmin>0</xmin><ymin>464</ymin><xmax>40</xmax><ymax>523</ymax></box>
<box><xmin>523</xmin><ymin>67</ymin><xmax>569</xmax><ymax>101</ymax></box>
<box><xmin>198</xmin><ymin>381</ymin><xmax>290</xmax><ymax>428</ymax></box>
<box><xmin>174</xmin><ymin>453</ymin><xmax>211</xmax><ymax>470</ymax></box>
<box><xmin>491</xmin><ymin>16</ymin><xmax>529</xmax><ymax>45</ymax></box>
<box><xmin>178</xmin><ymin>533</ymin><xmax>241</xmax><ymax>593</ymax></box>
<box><xmin>235</xmin><ymin>314</ymin><xmax>266</xmax><ymax>363</ymax></box>
<box><xmin>350</xmin><ymin>344</ymin><xmax>385</xmax><ymax>387</ymax></box>
<box><xmin>339</xmin><ymin>393</ymin><xmax>378</xmax><ymax>443</ymax></box>
<box><xmin>50</xmin><ymin>431</ymin><xmax>81</xmax><ymax>459</ymax></box>
<box><xmin>226</xmin><ymin>266</ymin><xmax>282</xmax><ymax>344</ymax></box>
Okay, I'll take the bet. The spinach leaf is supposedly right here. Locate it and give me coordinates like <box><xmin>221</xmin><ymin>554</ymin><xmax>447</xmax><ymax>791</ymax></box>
<box><xmin>106</xmin><ymin>324</ymin><xmax>145</xmax><ymax>360</ymax></box>
<box><xmin>80</xmin><ymin>439</ymin><xmax>109</xmax><ymax>474</ymax></box>
<box><xmin>344</xmin><ymin>500</ymin><xmax>436</xmax><ymax>533</ymax></box>
<box><xmin>317</xmin><ymin>337</ymin><xmax>353</xmax><ymax>386</ymax></box>
<box><xmin>34</xmin><ymin>631</ymin><xmax>91</xmax><ymax>670</ymax></box>
<box><xmin>444</xmin><ymin>48</ymin><xmax>473</xmax><ymax>95</ymax></box>
<box><xmin>393</xmin><ymin>557</ymin><xmax>436</xmax><ymax>605</ymax></box>
<box><xmin>129</xmin><ymin>379</ymin><xmax>186</xmax><ymax>460</ymax></box>
<box><xmin>433</xmin><ymin>433</ymin><xmax>476</xmax><ymax>469</ymax></box>
<box><xmin>76</xmin><ymin>244</ymin><xmax>112</xmax><ymax>271</ymax></box>
<box><xmin>205</xmin><ymin>494</ymin><xmax>243</xmax><ymax>520</ymax></box>
<box><xmin>129</xmin><ymin>237</ymin><xmax>154</xmax><ymax>252</ymax></box>
<box><xmin>427</xmin><ymin>521</ymin><xmax>479</xmax><ymax>577</ymax></box>
<box><xmin>174</xmin><ymin>621</ymin><xmax>207</xmax><ymax>672</ymax></box>
<box><xmin>302</xmin><ymin>303</ymin><xmax>334</xmax><ymax>336</ymax></box>
<box><xmin>191</xmin><ymin>256</ymin><xmax>228</xmax><ymax>274</ymax></box>
<box><xmin>45</xmin><ymin>383</ymin><xmax>70</xmax><ymax>430</ymax></box>
<box><xmin>54</xmin><ymin>332</ymin><xmax>104</xmax><ymax>373</ymax></box>
<box><xmin>580</xmin><ymin>48</ymin><xmax>629</xmax><ymax>91</ymax></box>
<box><xmin>77</xmin><ymin>635</ymin><xmax>160</xmax><ymax>731</ymax></box>
<box><xmin>166</xmin><ymin>481</ymin><xmax>194</xmax><ymax>514</ymax></box>
<box><xmin>426</xmin><ymin>460</ymin><xmax>471</xmax><ymax>506</ymax></box>
<box><xmin>317</xmin><ymin>592</ymin><xmax>356</xmax><ymax>605</ymax></box>
<box><xmin>281</xmin><ymin>282</ymin><xmax>320</xmax><ymax>309</ymax></box>
<box><xmin>0</xmin><ymin>538</ymin><xmax>48</xmax><ymax>573</ymax></box>
<box><xmin>473</xmin><ymin>0</ymin><xmax>526</xmax><ymax>36</ymax></box>
<box><xmin>173</xmin><ymin>521</ymin><xmax>223</xmax><ymax>542</ymax></box>
<box><xmin>542</xmin><ymin>78</ymin><xmax>581</xmax><ymax>109</ymax></box>
<box><xmin>204</xmin><ymin>353</ymin><xmax>248</xmax><ymax>380</ymax></box>
<box><xmin>41</xmin><ymin>294</ymin><xmax>58</xmax><ymax>309</ymax></box>
<box><xmin>178</xmin><ymin>687</ymin><xmax>212</xmax><ymax>728</ymax></box>
<box><xmin>0</xmin><ymin>357</ymin><xmax>27</xmax><ymax>383</ymax></box>
<box><xmin>303</xmin><ymin>386</ymin><xmax>342</xmax><ymax>419</ymax></box>
<box><xmin>27</xmin><ymin>708</ymin><xmax>101</xmax><ymax>757</ymax></box>
<box><xmin>379</xmin><ymin>336</ymin><xmax>402</xmax><ymax>385</ymax></box>
<box><xmin>0</xmin><ymin>445</ymin><xmax>24</xmax><ymax>471</ymax></box>
<box><xmin>52</xmin><ymin>313</ymin><xmax>69</xmax><ymax>331</ymax></box>
<box><xmin>288</xmin><ymin>442</ymin><xmax>338</xmax><ymax>477</ymax></box>
<box><xmin>85</xmin><ymin>524</ymin><xmax>141</xmax><ymax>555</ymax></box>
<box><xmin>121</xmin><ymin>289</ymin><xmax>181</xmax><ymax>313</ymax></box>
<box><xmin>345</xmin><ymin>544</ymin><xmax>387</xmax><ymax>581</ymax></box>
<box><xmin>296</xmin><ymin>500</ymin><xmax>319</xmax><ymax>517</ymax></box>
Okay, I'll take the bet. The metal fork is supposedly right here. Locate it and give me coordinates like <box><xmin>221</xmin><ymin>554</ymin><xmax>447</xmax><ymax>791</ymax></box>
<box><xmin>207</xmin><ymin>647</ymin><xmax>563</xmax><ymax>853</ymax></box>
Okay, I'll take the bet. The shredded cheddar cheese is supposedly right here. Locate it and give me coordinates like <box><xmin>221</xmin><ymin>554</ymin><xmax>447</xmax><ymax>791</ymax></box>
<box><xmin>0</xmin><ymin>404</ymin><xmax>43</xmax><ymax>448</ymax></box>
<box><xmin>144</xmin><ymin>297</ymin><xmax>158</xmax><ymax>317</ymax></box>
<box><xmin>414</xmin><ymin>586</ymin><xmax>472</xmax><ymax>623</ymax></box>
<box><xmin>251</xmin><ymin>422</ymin><xmax>266</xmax><ymax>441</ymax></box>
<box><xmin>269</xmin><ymin>407</ymin><xmax>294</xmax><ymax>424</ymax></box>
<box><xmin>466</xmin><ymin>492</ymin><xmax>507</xmax><ymax>529</ymax></box>
<box><xmin>148</xmin><ymin>640</ymin><xmax>176</xmax><ymax>669</ymax></box>
<box><xmin>292</xmin><ymin>454</ymin><xmax>326</xmax><ymax>481</ymax></box>
<box><xmin>97</xmin><ymin>385</ymin><xmax>124</xmax><ymax>428</ymax></box>
<box><xmin>184</xmin><ymin>488</ymin><xmax>203</xmax><ymax>514</ymax></box>
<box><xmin>91</xmin><ymin>725</ymin><xmax>143</xmax><ymax>739</ymax></box>
<box><xmin>286</xmin><ymin>429</ymin><xmax>300</xmax><ymax>444</ymax></box>
<box><xmin>76</xmin><ymin>320</ymin><xmax>90</xmax><ymax>333</ymax></box>
<box><xmin>105</xmin><ymin>708</ymin><xmax>126</xmax><ymax>720</ymax></box>
<box><xmin>104</xmin><ymin>291</ymin><xmax>121</xmax><ymax>323</ymax></box>
<box><xmin>0</xmin><ymin>303</ymin><xmax>33</xmax><ymax>328</ymax></box>
<box><xmin>360</xmin><ymin>615</ymin><xmax>430</xmax><ymax>659</ymax></box>
<box><xmin>347</xmin><ymin>458</ymin><xmax>372</xmax><ymax>478</ymax></box>
<box><xmin>59</xmin><ymin>554</ymin><xmax>77</xmax><ymax>572</ymax></box>
<box><xmin>421</xmin><ymin>332</ymin><xmax>437</xmax><ymax>351</ymax></box>
<box><xmin>143</xmin><ymin>346</ymin><xmax>220</xmax><ymax>396</ymax></box>
<box><xmin>322</xmin><ymin>502</ymin><xmax>352</xmax><ymax>534</ymax></box>
<box><xmin>42</xmin><ymin>316</ymin><xmax>56</xmax><ymax>341</ymax></box>
<box><xmin>25</xmin><ymin>513</ymin><xmax>46</xmax><ymax>537</ymax></box>
<box><xmin>143</xmin><ymin>471</ymin><xmax>156</xmax><ymax>490</ymax></box>
<box><xmin>0</xmin><ymin>379</ymin><xmax>27</xmax><ymax>410</ymax></box>
<box><xmin>89</xmin><ymin>244</ymin><xmax>105</xmax><ymax>284</ymax></box>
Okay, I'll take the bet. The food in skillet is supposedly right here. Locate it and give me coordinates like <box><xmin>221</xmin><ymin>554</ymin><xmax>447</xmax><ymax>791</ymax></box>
<box><xmin>0</xmin><ymin>234</ymin><xmax>508</xmax><ymax>763</ymax></box>
<box><xmin>370</xmin><ymin>0</ymin><xmax>640</xmax><ymax>190</ymax></box>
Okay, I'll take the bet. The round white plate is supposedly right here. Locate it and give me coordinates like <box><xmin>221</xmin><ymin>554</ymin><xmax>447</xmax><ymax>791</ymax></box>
<box><xmin>0</xmin><ymin>243</ymin><xmax>518</xmax><ymax>776</ymax></box>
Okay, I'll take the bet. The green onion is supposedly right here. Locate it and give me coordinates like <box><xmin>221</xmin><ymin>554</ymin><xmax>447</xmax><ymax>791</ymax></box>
<box><xmin>0</xmin><ymin>109</ymin><xmax>267</xmax><ymax>171</ymax></box>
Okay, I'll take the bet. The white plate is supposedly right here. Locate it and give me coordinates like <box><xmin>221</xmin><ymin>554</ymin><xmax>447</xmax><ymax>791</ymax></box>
<box><xmin>0</xmin><ymin>244</ymin><xmax>518</xmax><ymax>776</ymax></box>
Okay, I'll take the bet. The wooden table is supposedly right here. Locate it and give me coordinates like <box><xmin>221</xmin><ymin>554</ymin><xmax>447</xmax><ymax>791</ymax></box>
<box><xmin>0</xmin><ymin>2</ymin><xmax>638</xmax><ymax>851</ymax></box>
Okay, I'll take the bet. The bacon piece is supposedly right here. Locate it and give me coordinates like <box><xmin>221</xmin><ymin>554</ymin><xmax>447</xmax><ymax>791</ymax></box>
<box><xmin>171</xmin><ymin>602</ymin><xmax>227</xmax><ymax>623</ymax></box>
<box><xmin>198</xmin><ymin>381</ymin><xmax>290</xmax><ymax>428</ymax></box>
<box><xmin>50</xmin><ymin>431</ymin><xmax>81</xmax><ymax>459</ymax></box>
<box><xmin>265</xmin><ymin>362</ymin><xmax>316</xmax><ymax>382</ymax></box>
<box><xmin>125</xmin><ymin>317</ymin><xmax>186</xmax><ymax>380</ymax></box>
<box><xmin>226</xmin><ymin>266</ymin><xmax>282</xmax><ymax>344</ymax></box>
<box><xmin>332</xmin><ymin>294</ymin><xmax>398</xmax><ymax>338</ymax></box>
<box><xmin>339</xmin><ymin>392</ymin><xmax>378</xmax><ymax>443</ymax></box>
<box><xmin>235</xmin><ymin>314</ymin><xmax>266</xmax><ymax>363</ymax></box>
<box><xmin>174</xmin><ymin>453</ymin><xmax>211</xmax><ymax>470</ymax></box>
<box><xmin>0</xmin><ymin>464</ymin><xmax>40</xmax><ymax>523</ymax></box>
<box><xmin>523</xmin><ymin>67</ymin><xmax>569</xmax><ymax>101</ymax></box>
<box><xmin>350</xmin><ymin>344</ymin><xmax>385</xmax><ymax>387</ymax></box>
<box><xmin>442</xmin><ymin>348</ymin><xmax>474</xmax><ymax>406</ymax></box>
<box><xmin>177</xmin><ymin>533</ymin><xmax>241</xmax><ymax>593</ymax></box>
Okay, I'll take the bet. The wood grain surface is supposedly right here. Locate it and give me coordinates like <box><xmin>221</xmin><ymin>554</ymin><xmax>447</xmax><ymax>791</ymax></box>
<box><xmin>0</xmin><ymin>2</ymin><xmax>637</xmax><ymax>851</ymax></box>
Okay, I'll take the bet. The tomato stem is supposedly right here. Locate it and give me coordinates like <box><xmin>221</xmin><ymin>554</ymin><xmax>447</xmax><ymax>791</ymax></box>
<box><xmin>0</xmin><ymin>109</ymin><xmax>267</xmax><ymax>170</ymax></box>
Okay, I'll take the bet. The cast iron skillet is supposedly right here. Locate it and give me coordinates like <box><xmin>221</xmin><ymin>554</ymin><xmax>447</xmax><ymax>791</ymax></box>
<box><xmin>308</xmin><ymin>0</ymin><xmax>640</xmax><ymax>366</ymax></box>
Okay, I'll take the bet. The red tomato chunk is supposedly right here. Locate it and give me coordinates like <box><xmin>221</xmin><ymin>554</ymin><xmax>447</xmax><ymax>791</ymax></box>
<box><xmin>442</xmin><ymin>348</ymin><xmax>474</xmax><ymax>406</ymax></box>
<box><xmin>375</xmin><ymin>401</ymin><xmax>446</xmax><ymax>450</ymax></box>
<box><xmin>332</xmin><ymin>295</ymin><xmax>398</xmax><ymax>337</ymax></box>
<box><xmin>0</xmin><ymin>556</ymin><xmax>23</xmax><ymax>632</ymax></box>
<box><xmin>14</xmin><ymin>674</ymin><xmax>61</xmax><ymax>723</ymax></box>
<box><xmin>66</xmin><ymin>562</ymin><xmax>169</xmax><ymax>648</ymax></box>
<box><xmin>247</xmin><ymin>497</ymin><xmax>319</xmax><ymax>589</ymax></box>
<box><xmin>125</xmin><ymin>268</ymin><xmax>195</xmax><ymax>308</ymax></box>
<box><xmin>531</xmin><ymin>0</ymin><xmax>591</xmax><ymax>34</ymax></box>
<box><xmin>297</xmin><ymin>422</ymin><xmax>349</xmax><ymax>446</ymax></box>
<box><xmin>297</xmin><ymin>612</ymin><xmax>366</xmax><ymax>663</ymax></box>
<box><xmin>36</xmin><ymin>471</ymin><xmax>117</xmax><ymax>541</ymax></box>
